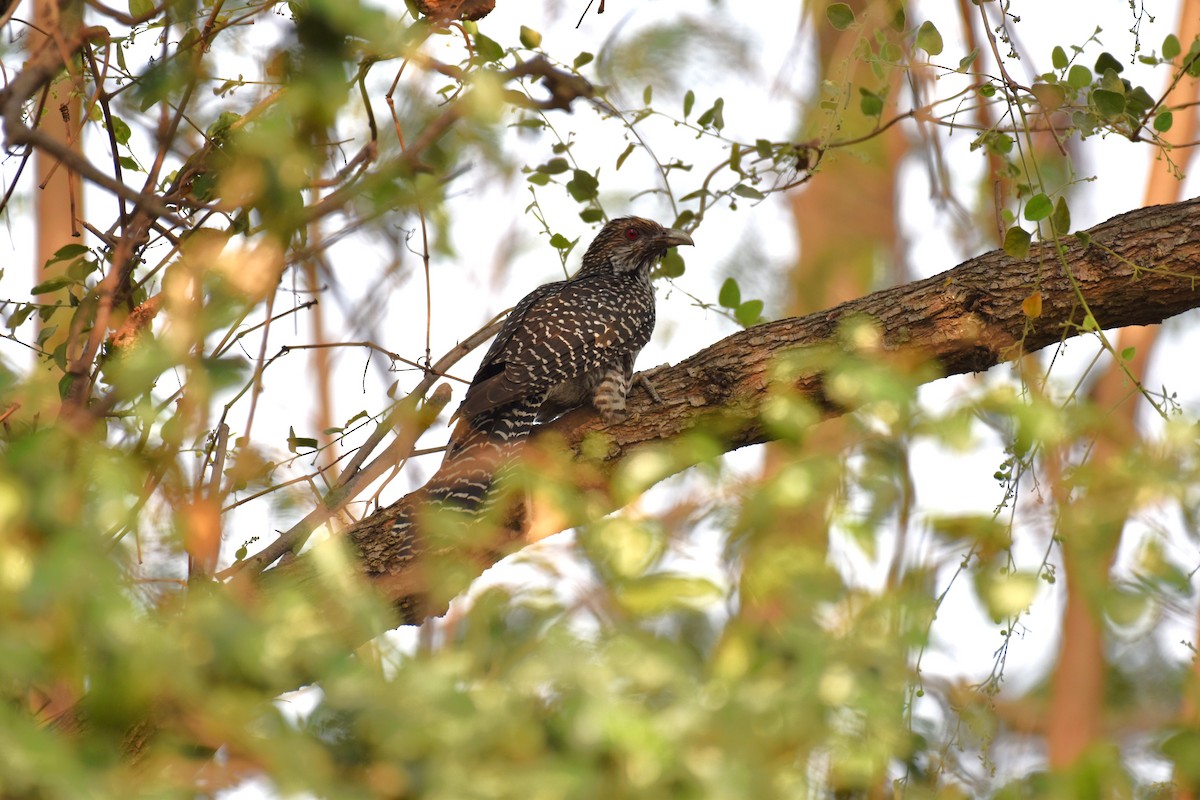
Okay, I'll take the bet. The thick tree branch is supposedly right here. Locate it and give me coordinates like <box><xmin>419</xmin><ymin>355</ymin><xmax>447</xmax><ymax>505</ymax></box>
<box><xmin>278</xmin><ymin>198</ymin><xmax>1200</xmax><ymax>626</ymax></box>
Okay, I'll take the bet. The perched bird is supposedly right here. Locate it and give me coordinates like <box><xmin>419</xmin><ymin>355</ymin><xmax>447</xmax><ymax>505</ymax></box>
<box><xmin>383</xmin><ymin>216</ymin><xmax>693</xmax><ymax>620</ymax></box>
<box><xmin>454</xmin><ymin>216</ymin><xmax>694</xmax><ymax>439</ymax></box>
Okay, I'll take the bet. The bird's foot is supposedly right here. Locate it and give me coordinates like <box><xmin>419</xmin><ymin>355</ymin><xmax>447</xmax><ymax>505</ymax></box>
<box><xmin>632</xmin><ymin>363</ymin><xmax>670</xmax><ymax>405</ymax></box>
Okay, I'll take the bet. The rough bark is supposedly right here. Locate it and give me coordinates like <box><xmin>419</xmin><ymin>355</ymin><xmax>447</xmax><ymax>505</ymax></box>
<box><xmin>277</xmin><ymin>198</ymin><xmax>1200</xmax><ymax>627</ymax></box>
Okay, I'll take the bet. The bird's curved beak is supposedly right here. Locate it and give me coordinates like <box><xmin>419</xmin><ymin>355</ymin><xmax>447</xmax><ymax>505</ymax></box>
<box><xmin>660</xmin><ymin>228</ymin><xmax>694</xmax><ymax>248</ymax></box>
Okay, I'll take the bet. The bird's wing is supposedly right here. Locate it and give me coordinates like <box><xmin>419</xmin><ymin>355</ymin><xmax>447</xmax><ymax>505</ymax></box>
<box><xmin>457</xmin><ymin>276</ymin><xmax>651</xmax><ymax>420</ymax></box>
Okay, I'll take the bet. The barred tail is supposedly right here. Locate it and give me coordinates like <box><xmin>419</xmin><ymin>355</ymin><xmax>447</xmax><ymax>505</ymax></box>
<box><xmin>383</xmin><ymin>395</ymin><xmax>542</xmax><ymax>622</ymax></box>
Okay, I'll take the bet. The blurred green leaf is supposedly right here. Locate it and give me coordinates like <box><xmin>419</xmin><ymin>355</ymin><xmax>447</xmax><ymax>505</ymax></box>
<box><xmin>615</xmin><ymin>143</ymin><xmax>635</xmax><ymax>170</ymax></box>
<box><xmin>859</xmin><ymin>87</ymin><xmax>883</xmax><ymax>116</ymax></box>
<box><xmin>826</xmin><ymin>3</ymin><xmax>855</xmax><ymax>30</ymax></box>
<box><xmin>615</xmin><ymin>573</ymin><xmax>723</xmax><ymax>615</ymax></box>
<box><xmin>30</xmin><ymin>276</ymin><xmax>73</xmax><ymax>294</ymax></box>
<box><xmin>47</xmin><ymin>244</ymin><xmax>90</xmax><ymax>264</ymax></box>
<box><xmin>915</xmin><ymin>21</ymin><xmax>943</xmax><ymax>56</ymax></box>
<box><xmin>718</xmin><ymin>277</ymin><xmax>741</xmax><ymax>308</ymax></box>
<box><xmin>658</xmin><ymin>249</ymin><xmax>685</xmax><ymax>278</ymax></box>
<box><xmin>1163</xmin><ymin>33</ymin><xmax>1181</xmax><ymax>60</ymax></box>
<box><xmin>518</xmin><ymin>25</ymin><xmax>542</xmax><ymax>49</ymax></box>
<box><xmin>566</xmin><ymin>169</ymin><xmax>599</xmax><ymax>202</ymax></box>
<box><xmin>735</xmin><ymin>299</ymin><xmax>763</xmax><ymax>327</ymax></box>
<box><xmin>474</xmin><ymin>33</ymin><xmax>504</xmax><ymax>62</ymax></box>
<box><xmin>732</xmin><ymin>183</ymin><xmax>764</xmax><ymax>200</ymax></box>
<box><xmin>1050</xmin><ymin>197</ymin><xmax>1071</xmax><ymax>236</ymax></box>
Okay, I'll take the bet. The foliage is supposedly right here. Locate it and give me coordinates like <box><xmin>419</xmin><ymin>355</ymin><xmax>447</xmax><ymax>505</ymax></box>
<box><xmin>0</xmin><ymin>0</ymin><xmax>1197</xmax><ymax>797</ymax></box>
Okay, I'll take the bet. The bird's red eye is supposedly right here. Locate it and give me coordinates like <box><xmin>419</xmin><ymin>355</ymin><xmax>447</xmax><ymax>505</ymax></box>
<box><xmin>624</xmin><ymin>227</ymin><xmax>640</xmax><ymax>241</ymax></box>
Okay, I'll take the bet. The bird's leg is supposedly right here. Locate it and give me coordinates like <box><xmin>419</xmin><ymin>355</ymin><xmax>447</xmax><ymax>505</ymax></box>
<box><xmin>592</xmin><ymin>367</ymin><xmax>630</xmax><ymax>423</ymax></box>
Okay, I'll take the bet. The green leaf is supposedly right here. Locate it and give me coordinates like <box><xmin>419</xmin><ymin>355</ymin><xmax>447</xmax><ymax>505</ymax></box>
<box><xmin>858</xmin><ymin>87</ymin><xmax>884</xmax><ymax>117</ymax></box>
<box><xmin>729</xmin><ymin>143</ymin><xmax>743</xmax><ymax>175</ymax></box>
<box><xmin>526</xmin><ymin>172</ymin><xmax>550</xmax><ymax>186</ymax></box>
<box><xmin>118</xmin><ymin>156</ymin><xmax>141</xmax><ymax>172</ymax></box>
<box><xmin>67</xmin><ymin>258</ymin><xmax>99</xmax><ymax>281</ymax></box>
<box><xmin>1094</xmin><ymin>51</ymin><xmax>1124</xmax><ymax>74</ymax></box>
<box><xmin>109</xmin><ymin>116</ymin><xmax>131</xmax><ymax>145</ymax></box>
<box><xmin>1163</xmin><ymin>34</ymin><xmax>1181</xmax><ymax>60</ymax></box>
<box><xmin>1003</xmin><ymin>226</ymin><xmax>1031</xmax><ymax>259</ymax></box>
<box><xmin>615</xmin><ymin>143</ymin><xmax>635</xmax><ymax>170</ymax></box>
<box><xmin>1125</xmin><ymin>86</ymin><xmax>1154</xmax><ymax>117</ymax></box>
<box><xmin>128</xmin><ymin>0</ymin><xmax>153</xmax><ymax>17</ymax></box>
<box><xmin>1189</xmin><ymin>40</ymin><xmax>1200</xmax><ymax>76</ymax></box>
<box><xmin>1051</xmin><ymin>45</ymin><xmax>1068</xmax><ymax>70</ymax></box>
<box><xmin>718</xmin><ymin>277</ymin><xmax>741</xmax><ymax>308</ymax></box>
<box><xmin>473</xmin><ymin>33</ymin><xmax>504</xmax><ymax>63</ymax></box>
<box><xmin>683</xmin><ymin>89</ymin><xmax>695</xmax><ymax>119</ymax></box>
<box><xmin>1091</xmin><ymin>89</ymin><xmax>1125</xmax><ymax>118</ymax></box>
<box><xmin>579</xmin><ymin>208</ymin><xmax>604</xmax><ymax>223</ymax></box>
<box><xmin>826</xmin><ymin>3</ymin><xmax>855</xmax><ymax>30</ymax></box>
<box><xmin>735</xmin><ymin>299</ymin><xmax>764</xmax><ymax>327</ymax></box>
<box><xmin>537</xmin><ymin>157</ymin><xmax>570</xmax><ymax>174</ymax></box>
<box><xmin>573</xmin><ymin>51</ymin><xmax>594</xmax><ymax>69</ymax></box>
<box><xmin>31</xmin><ymin>276</ymin><xmax>73</xmax><ymax>294</ymax></box>
<box><xmin>519</xmin><ymin>25</ymin><xmax>542</xmax><ymax>49</ymax></box>
<box><xmin>642</xmin><ymin>84</ymin><xmax>652</xmax><ymax>105</ymax></box>
<box><xmin>1121</xmin><ymin>346</ymin><xmax>1136</xmax><ymax>361</ymax></box>
<box><xmin>7</xmin><ymin>304</ymin><xmax>34</xmax><ymax>329</ymax></box>
<box><xmin>958</xmin><ymin>47</ymin><xmax>980</xmax><ymax>72</ymax></box>
<box><xmin>732</xmin><ymin>183</ymin><xmax>765</xmax><ymax>200</ymax></box>
<box><xmin>658</xmin><ymin>249</ymin><xmax>685</xmax><ymax>278</ymax></box>
<box><xmin>1066</xmin><ymin>64</ymin><xmax>1093</xmax><ymax>89</ymax></box>
<box><xmin>1031</xmin><ymin>82</ymin><xmax>1065</xmax><ymax>111</ymax></box>
<box><xmin>615</xmin><ymin>573</ymin><xmax>722</xmax><ymax>615</ymax></box>
<box><xmin>565</xmin><ymin>169</ymin><xmax>598</xmax><ymax>202</ymax></box>
<box><xmin>985</xmin><ymin>132</ymin><xmax>1014</xmax><ymax>155</ymax></box>
<box><xmin>47</xmin><ymin>243</ymin><xmax>90</xmax><ymax>264</ymax></box>
<box><xmin>1154</xmin><ymin>111</ymin><xmax>1173</xmax><ymax>132</ymax></box>
<box><xmin>287</xmin><ymin>426</ymin><xmax>319</xmax><ymax>453</ymax></box>
<box><xmin>696</xmin><ymin>97</ymin><xmax>725</xmax><ymax>130</ymax></box>
<box><xmin>548</xmin><ymin>233</ymin><xmax>572</xmax><ymax>250</ymax></box>
<box><xmin>915</xmin><ymin>21</ymin><xmax>943</xmax><ymax>56</ymax></box>
<box><xmin>1024</xmin><ymin>194</ymin><xmax>1053</xmax><ymax>222</ymax></box>
<box><xmin>1050</xmin><ymin>197</ymin><xmax>1070</xmax><ymax>236</ymax></box>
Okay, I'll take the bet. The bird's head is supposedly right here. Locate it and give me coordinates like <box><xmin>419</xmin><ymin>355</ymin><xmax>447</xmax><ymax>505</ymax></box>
<box><xmin>577</xmin><ymin>216</ymin><xmax>694</xmax><ymax>278</ymax></box>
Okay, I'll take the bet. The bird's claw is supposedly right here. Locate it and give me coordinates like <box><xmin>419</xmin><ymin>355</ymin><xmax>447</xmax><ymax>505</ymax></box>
<box><xmin>632</xmin><ymin>364</ymin><xmax>670</xmax><ymax>405</ymax></box>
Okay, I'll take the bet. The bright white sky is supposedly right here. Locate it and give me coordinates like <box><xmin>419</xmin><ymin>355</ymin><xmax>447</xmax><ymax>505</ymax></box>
<box><xmin>3</xmin><ymin>0</ymin><xmax>1199</xmax><ymax>790</ymax></box>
